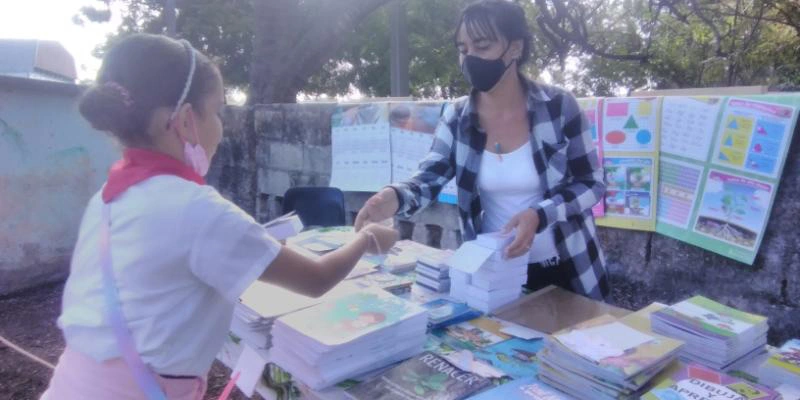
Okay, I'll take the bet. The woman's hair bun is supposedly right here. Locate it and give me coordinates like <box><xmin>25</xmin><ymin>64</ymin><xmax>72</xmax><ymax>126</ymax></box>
<box><xmin>79</xmin><ymin>82</ymin><xmax>134</xmax><ymax>135</ymax></box>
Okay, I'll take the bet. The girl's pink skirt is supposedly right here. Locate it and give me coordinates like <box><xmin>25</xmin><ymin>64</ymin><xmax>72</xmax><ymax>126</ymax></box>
<box><xmin>41</xmin><ymin>346</ymin><xmax>207</xmax><ymax>400</ymax></box>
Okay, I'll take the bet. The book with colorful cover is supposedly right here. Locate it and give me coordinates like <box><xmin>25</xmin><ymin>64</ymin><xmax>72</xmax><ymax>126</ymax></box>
<box><xmin>275</xmin><ymin>288</ymin><xmax>427</xmax><ymax>348</ymax></box>
<box><xmin>765</xmin><ymin>339</ymin><xmax>800</xmax><ymax>375</ymax></box>
<box><xmin>422</xmin><ymin>298</ymin><xmax>482</xmax><ymax>330</ymax></box>
<box><xmin>472</xmin><ymin>338</ymin><xmax>545</xmax><ymax>379</ymax></box>
<box><xmin>469</xmin><ymin>376</ymin><xmax>576</xmax><ymax>400</ymax></box>
<box><xmin>433</xmin><ymin>317</ymin><xmax>511</xmax><ymax>352</ymax></box>
<box><xmin>344</xmin><ymin>351</ymin><xmax>492</xmax><ymax>400</ymax></box>
<box><xmin>551</xmin><ymin>315</ymin><xmax>683</xmax><ymax>381</ymax></box>
<box><xmin>642</xmin><ymin>363</ymin><xmax>780</xmax><ymax>400</ymax></box>
<box><xmin>652</xmin><ymin>296</ymin><xmax>767</xmax><ymax>340</ymax></box>
<box><xmin>349</xmin><ymin>271</ymin><xmax>415</xmax><ymax>294</ymax></box>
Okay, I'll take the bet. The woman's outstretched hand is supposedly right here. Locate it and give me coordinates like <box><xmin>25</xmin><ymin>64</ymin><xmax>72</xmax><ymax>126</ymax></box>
<box><xmin>354</xmin><ymin>188</ymin><xmax>400</xmax><ymax>231</ymax></box>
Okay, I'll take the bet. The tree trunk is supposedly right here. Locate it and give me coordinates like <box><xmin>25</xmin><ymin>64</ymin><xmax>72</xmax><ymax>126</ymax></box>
<box><xmin>249</xmin><ymin>0</ymin><xmax>394</xmax><ymax>105</ymax></box>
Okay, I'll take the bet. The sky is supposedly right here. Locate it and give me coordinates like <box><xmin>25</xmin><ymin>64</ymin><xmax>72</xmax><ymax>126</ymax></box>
<box><xmin>0</xmin><ymin>0</ymin><xmax>121</xmax><ymax>81</ymax></box>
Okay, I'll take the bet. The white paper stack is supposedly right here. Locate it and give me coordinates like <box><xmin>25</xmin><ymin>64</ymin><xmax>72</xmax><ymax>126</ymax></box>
<box><xmin>414</xmin><ymin>250</ymin><xmax>453</xmax><ymax>293</ymax></box>
<box><xmin>270</xmin><ymin>288</ymin><xmax>428</xmax><ymax>390</ymax></box>
<box><xmin>263</xmin><ymin>211</ymin><xmax>304</xmax><ymax>241</ymax></box>
<box><xmin>447</xmin><ymin>231</ymin><xmax>527</xmax><ymax>313</ymax></box>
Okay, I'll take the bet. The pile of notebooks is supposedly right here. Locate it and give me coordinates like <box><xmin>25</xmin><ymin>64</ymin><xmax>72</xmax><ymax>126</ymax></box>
<box><xmin>642</xmin><ymin>363</ymin><xmax>780</xmax><ymax>399</ymax></box>
<box><xmin>270</xmin><ymin>288</ymin><xmax>429</xmax><ymax>390</ymax></box>
<box><xmin>758</xmin><ymin>338</ymin><xmax>800</xmax><ymax>390</ymax></box>
<box><xmin>232</xmin><ymin>280</ymin><xmax>360</xmax><ymax>354</ymax></box>
<box><xmin>539</xmin><ymin>314</ymin><xmax>684</xmax><ymax>399</ymax></box>
<box><xmin>448</xmin><ymin>232</ymin><xmax>527</xmax><ymax>313</ymax></box>
<box><xmin>650</xmin><ymin>295</ymin><xmax>769</xmax><ymax>370</ymax></box>
<box><xmin>414</xmin><ymin>249</ymin><xmax>453</xmax><ymax>293</ymax></box>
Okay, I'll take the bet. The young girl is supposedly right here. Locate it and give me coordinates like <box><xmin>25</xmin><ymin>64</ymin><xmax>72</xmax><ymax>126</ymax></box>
<box><xmin>41</xmin><ymin>34</ymin><xmax>398</xmax><ymax>400</ymax></box>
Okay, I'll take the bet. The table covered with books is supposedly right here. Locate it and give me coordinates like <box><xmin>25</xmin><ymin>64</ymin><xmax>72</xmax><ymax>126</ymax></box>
<box><xmin>216</xmin><ymin>226</ymin><xmax>800</xmax><ymax>400</ymax></box>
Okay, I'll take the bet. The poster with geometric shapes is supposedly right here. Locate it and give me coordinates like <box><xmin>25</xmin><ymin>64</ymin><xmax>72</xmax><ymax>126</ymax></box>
<box><xmin>656</xmin><ymin>94</ymin><xmax>800</xmax><ymax>265</ymax></box>
<box><xmin>601</xmin><ymin>97</ymin><xmax>660</xmax><ymax>152</ymax></box>
<box><xmin>577</xmin><ymin>97</ymin><xmax>605</xmax><ymax>217</ymax></box>
<box><xmin>596</xmin><ymin>97</ymin><xmax>660</xmax><ymax>231</ymax></box>
<box><xmin>713</xmin><ymin>98</ymin><xmax>796</xmax><ymax>179</ymax></box>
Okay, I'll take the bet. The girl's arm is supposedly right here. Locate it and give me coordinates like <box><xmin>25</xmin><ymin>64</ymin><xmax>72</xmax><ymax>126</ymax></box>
<box><xmin>258</xmin><ymin>224</ymin><xmax>397</xmax><ymax>298</ymax></box>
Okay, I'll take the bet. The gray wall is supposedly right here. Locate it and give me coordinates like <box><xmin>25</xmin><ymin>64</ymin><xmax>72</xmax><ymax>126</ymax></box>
<box><xmin>209</xmin><ymin>103</ymin><xmax>799</xmax><ymax>345</ymax></box>
<box><xmin>0</xmin><ymin>77</ymin><xmax>119</xmax><ymax>295</ymax></box>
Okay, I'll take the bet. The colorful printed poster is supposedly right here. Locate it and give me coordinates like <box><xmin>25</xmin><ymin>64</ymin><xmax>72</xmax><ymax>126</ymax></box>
<box><xmin>657</xmin><ymin>159</ymin><xmax>704</xmax><ymax>229</ymax></box>
<box><xmin>578</xmin><ymin>97</ymin><xmax>605</xmax><ymax>217</ymax></box>
<box><xmin>693</xmin><ymin>170</ymin><xmax>773</xmax><ymax>251</ymax></box>
<box><xmin>660</xmin><ymin>96</ymin><xmax>723</xmax><ymax>161</ymax></box>
<box><xmin>602</xmin><ymin>97</ymin><xmax>659</xmax><ymax>152</ymax></box>
<box><xmin>713</xmin><ymin>98</ymin><xmax>796</xmax><ymax>178</ymax></box>
<box><xmin>434</xmin><ymin>318</ymin><xmax>510</xmax><ymax>352</ymax></box>
<box><xmin>599</xmin><ymin>157</ymin><xmax>657</xmax><ymax>230</ymax></box>
<box><xmin>329</xmin><ymin>103</ymin><xmax>392</xmax><ymax>192</ymax></box>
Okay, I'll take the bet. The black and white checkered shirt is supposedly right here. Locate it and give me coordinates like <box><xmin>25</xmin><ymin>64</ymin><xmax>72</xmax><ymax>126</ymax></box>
<box><xmin>390</xmin><ymin>78</ymin><xmax>610</xmax><ymax>300</ymax></box>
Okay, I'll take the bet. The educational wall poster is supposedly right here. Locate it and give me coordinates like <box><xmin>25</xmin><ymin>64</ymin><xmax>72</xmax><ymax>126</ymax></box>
<box><xmin>329</xmin><ymin>102</ymin><xmax>456</xmax><ymax>204</ymax></box>
<box><xmin>389</xmin><ymin>102</ymin><xmax>457</xmax><ymax>204</ymax></box>
<box><xmin>656</xmin><ymin>95</ymin><xmax>800</xmax><ymax>265</ymax></box>
<box><xmin>329</xmin><ymin>103</ymin><xmax>392</xmax><ymax>192</ymax></box>
<box><xmin>712</xmin><ymin>98</ymin><xmax>796</xmax><ymax>179</ymax></box>
<box><xmin>577</xmin><ymin>97</ymin><xmax>605</xmax><ymax>218</ymax></box>
<box><xmin>601</xmin><ymin>97</ymin><xmax>659</xmax><ymax>153</ymax></box>
<box><xmin>596</xmin><ymin>97</ymin><xmax>660</xmax><ymax>231</ymax></box>
<box><xmin>660</xmin><ymin>96</ymin><xmax>723</xmax><ymax>161</ymax></box>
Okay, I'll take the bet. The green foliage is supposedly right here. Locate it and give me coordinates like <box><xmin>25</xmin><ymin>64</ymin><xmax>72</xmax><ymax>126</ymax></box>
<box><xmin>79</xmin><ymin>0</ymin><xmax>800</xmax><ymax>99</ymax></box>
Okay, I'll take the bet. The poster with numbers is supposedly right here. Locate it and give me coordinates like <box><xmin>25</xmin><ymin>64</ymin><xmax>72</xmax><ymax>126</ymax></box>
<box><xmin>596</xmin><ymin>97</ymin><xmax>661</xmax><ymax>231</ymax></box>
<box><xmin>329</xmin><ymin>102</ymin><xmax>456</xmax><ymax>204</ymax></box>
<box><xmin>656</xmin><ymin>95</ymin><xmax>800</xmax><ymax>264</ymax></box>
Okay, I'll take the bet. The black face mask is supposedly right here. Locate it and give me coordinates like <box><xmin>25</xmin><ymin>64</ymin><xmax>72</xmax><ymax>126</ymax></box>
<box><xmin>460</xmin><ymin>45</ymin><xmax>514</xmax><ymax>92</ymax></box>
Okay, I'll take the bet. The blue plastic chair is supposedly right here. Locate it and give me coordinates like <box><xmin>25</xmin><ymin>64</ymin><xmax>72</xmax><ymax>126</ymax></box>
<box><xmin>281</xmin><ymin>186</ymin><xmax>346</xmax><ymax>228</ymax></box>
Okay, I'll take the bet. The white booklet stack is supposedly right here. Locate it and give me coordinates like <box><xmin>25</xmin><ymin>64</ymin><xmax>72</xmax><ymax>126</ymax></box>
<box><xmin>414</xmin><ymin>249</ymin><xmax>453</xmax><ymax>293</ymax></box>
<box><xmin>262</xmin><ymin>211</ymin><xmax>304</xmax><ymax>241</ymax></box>
<box><xmin>447</xmin><ymin>231</ymin><xmax>527</xmax><ymax>313</ymax></box>
<box><xmin>270</xmin><ymin>288</ymin><xmax>428</xmax><ymax>390</ymax></box>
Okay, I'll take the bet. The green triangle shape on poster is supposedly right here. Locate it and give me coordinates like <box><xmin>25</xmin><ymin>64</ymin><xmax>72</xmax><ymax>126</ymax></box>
<box><xmin>623</xmin><ymin>116</ymin><xmax>638</xmax><ymax>130</ymax></box>
<box><xmin>728</xmin><ymin>119</ymin><xmax>738</xmax><ymax>129</ymax></box>
<box><xmin>724</xmin><ymin>135</ymin><xmax>733</xmax><ymax>146</ymax></box>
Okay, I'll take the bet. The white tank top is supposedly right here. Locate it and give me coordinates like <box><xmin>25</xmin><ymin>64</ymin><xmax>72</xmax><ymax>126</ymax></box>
<box><xmin>478</xmin><ymin>141</ymin><xmax>559</xmax><ymax>265</ymax></box>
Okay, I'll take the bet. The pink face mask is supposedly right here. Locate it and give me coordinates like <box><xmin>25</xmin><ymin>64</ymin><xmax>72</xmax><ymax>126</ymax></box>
<box><xmin>178</xmin><ymin>110</ymin><xmax>210</xmax><ymax>176</ymax></box>
<box><xmin>171</xmin><ymin>40</ymin><xmax>210</xmax><ymax>176</ymax></box>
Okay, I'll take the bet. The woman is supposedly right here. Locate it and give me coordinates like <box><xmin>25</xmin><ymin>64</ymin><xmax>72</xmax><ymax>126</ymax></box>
<box><xmin>354</xmin><ymin>0</ymin><xmax>609</xmax><ymax>300</ymax></box>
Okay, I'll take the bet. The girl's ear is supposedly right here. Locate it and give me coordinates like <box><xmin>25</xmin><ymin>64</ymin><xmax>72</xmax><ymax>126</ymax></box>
<box><xmin>172</xmin><ymin>103</ymin><xmax>196</xmax><ymax>143</ymax></box>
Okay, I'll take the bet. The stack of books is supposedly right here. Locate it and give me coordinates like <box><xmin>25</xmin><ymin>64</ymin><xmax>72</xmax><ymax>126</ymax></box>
<box><xmin>231</xmin><ymin>280</ymin><xmax>360</xmax><ymax>355</ymax></box>
<box><xmin>270</xmin><ymin>288</ymin><xmax>429</xmax><ymax>390</ymax></box>
<box><xmin>448</xmin><ymin>232</ymin><xmax>527</xmax><ymax>313</ymax></box>
<box><xmin>758</xmin><ymin>339</ymin><xmax>800</xmax><ymax>390</ymax></box>
<box><xmin>344</xmin><ymin>351</ymin><xmax>493</xmax><ymax>400</ymax></box>
<box><xmin>651</xmin><ymin>296</ymin><xmax>769</xmax><ymax>370</ymax></box>
<box><xmin>415</xmin><ymin>249</ymin><xmax>453</xmax><ymax>292</ymax></box>
<box><xmin>642</xmin><ymin>363</ymin><xmax>780</xmax><ymax>400</ymax></box>
<box><xmin>421</xmin><ymin>298</ymin><xmax>482</xmax><ymax>330</ymax></box>
<box><xmin>539</xmin><ymin>314</ymin><xmax>684</xmax><ymax>399</ymax></box>
<box><xmin>262</xmin><ymin>211</ymin><xmax>304</xmax><ymax>241</ymax></box>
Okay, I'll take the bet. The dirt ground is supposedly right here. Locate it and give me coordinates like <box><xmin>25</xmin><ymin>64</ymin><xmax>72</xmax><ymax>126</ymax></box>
<box><xmin>0</xmin><ymin>281</ymin><xmax>258</xmax><ymax>400</ymax></box>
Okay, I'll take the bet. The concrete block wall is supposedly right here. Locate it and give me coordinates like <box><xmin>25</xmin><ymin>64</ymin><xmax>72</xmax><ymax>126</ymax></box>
<box><xmin>210</xmin><ymin>103</ymin><xmax>800</xmax><ymax>345</ymax></box>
